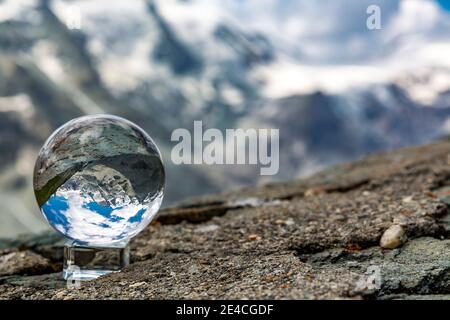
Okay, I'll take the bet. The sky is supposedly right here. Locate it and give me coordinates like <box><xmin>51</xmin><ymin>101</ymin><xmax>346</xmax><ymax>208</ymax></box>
<box><xmin>437</xmin><ymin>0</ymin><xmax>450</xmax><ymax>11</ymax></box>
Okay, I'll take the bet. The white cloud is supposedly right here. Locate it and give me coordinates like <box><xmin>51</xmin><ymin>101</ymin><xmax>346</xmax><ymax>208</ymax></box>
<box><xmin>47</xmin><ymin>188</ymin><xmax>162</xmax><ymax>247</ymax></box>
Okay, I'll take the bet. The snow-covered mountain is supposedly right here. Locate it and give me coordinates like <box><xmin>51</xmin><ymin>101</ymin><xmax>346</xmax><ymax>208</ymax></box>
<box><xmin>1</xmin><ymin>0</ymin><xmax>450</xmax><ymax>237</ymax></box>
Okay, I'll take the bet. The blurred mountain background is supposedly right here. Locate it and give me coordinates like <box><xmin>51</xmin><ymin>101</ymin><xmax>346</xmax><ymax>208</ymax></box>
<box><xmin>1</xmin><ymin>0</ymin><xmax>450</xmax><ymax>237</ymax></box>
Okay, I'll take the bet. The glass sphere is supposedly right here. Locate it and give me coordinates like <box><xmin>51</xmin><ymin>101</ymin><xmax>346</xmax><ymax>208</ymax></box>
<box><xmin>33</xmin><ymin>115</ymin><xmax>165</xmax><ymax>247</ymax></box>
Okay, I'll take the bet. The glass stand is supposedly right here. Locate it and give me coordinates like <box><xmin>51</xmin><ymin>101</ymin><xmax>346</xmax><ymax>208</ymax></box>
<box><xmin>63</xmin><ymin>241</ymin><xmax>130</xmax><ymax>281</ymax></box>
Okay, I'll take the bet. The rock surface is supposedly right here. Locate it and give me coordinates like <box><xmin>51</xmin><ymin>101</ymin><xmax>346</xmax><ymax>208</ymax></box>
<box><xmin>0</xmin><ymin>251</ymin><xmax>55</xmax><ymax>277</ymax></box>
<box><xmin>2</xmin><ymin>140</ymin><xmax>450</xmax><ymax>299</ymax></box>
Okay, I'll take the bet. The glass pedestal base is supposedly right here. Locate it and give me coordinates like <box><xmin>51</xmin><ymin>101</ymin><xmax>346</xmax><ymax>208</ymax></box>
<box><xmin>63</xmin><ymin>243</ymin><xmax>130</xmax><ymax>281</ymax></box>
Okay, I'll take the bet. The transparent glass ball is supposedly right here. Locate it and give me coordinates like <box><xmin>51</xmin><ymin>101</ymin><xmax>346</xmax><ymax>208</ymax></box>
<box><xmin>33</xmin><ymin>115</ymin><xmax>165</xmax><ymax>247</ymax></box>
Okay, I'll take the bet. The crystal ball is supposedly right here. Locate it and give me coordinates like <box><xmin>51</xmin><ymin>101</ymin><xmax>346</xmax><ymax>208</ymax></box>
<box><xmin>33</xmin><ymin>115</ymin><xmax>165</xmax><ymax>247</ymax></box>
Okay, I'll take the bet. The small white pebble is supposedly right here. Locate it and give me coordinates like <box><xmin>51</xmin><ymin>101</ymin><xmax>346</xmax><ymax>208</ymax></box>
<box><xmin>402</xmin><ymin>196</ymin><xmax>413</xmax><ymax>203</ymax></box>
<box><xmin>380</xmin><ymin>224</ymin><xmax>406</xmax><ymax>249</ymax></box>
<box><xmin>195</xmin><ymin>224</ymin><xmax>219</xmax><ymax>233</ymax></box>
<box><xmin>362</xmin><ymin>191</ymin><xmax>371</xmax><ymax>196</ymax></box>
<box><xmin>285</xmin><ymin>218</ymin><xmax>295</xmax><ymax>226</ymax></box>
<box><xmin>129</xmin><ymin>282</ymin><xmax>146</xmax><ymax>288</ymax></box>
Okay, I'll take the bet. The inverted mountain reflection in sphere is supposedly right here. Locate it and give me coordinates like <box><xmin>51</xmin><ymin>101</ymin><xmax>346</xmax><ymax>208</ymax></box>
<box><xmin>33</xmin><ymin>115</ymin><xmax>165</xmax><ymax>247</ymax></box>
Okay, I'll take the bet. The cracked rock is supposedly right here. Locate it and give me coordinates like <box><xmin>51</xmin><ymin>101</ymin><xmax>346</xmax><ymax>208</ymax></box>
<box><xmin>0</xmin><ymin>251</ymin><xmax>53</xmax><ymax>277</ymax></box>
<box><xmin>1</xmin><ymin>141</ymin><xmax>450</xmax><ymax>299</ymax></box>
